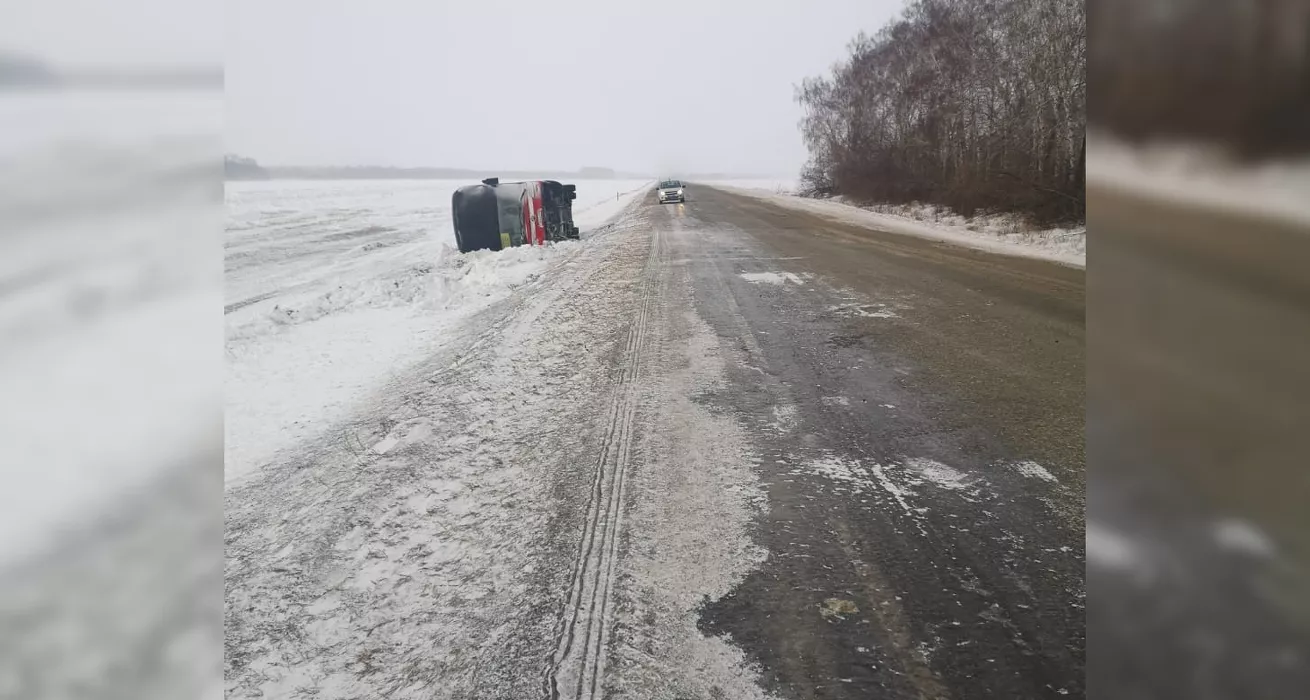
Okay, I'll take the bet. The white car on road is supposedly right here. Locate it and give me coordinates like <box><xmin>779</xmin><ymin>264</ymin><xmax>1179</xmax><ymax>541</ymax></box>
<box><xmin>656</xmin><ymin>180</ymin><xmax>686</xmax><ymax>204</ymax></box>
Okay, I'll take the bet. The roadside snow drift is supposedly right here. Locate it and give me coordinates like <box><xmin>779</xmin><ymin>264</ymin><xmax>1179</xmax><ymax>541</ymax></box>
<box><xmin>716</xmin><ymin>185</ymin><xmax>1085</xmax><ymax>268</ymax></box>
<box><xmin>224</xmin><ymin>178</ymin><xmax>648</xmax><ymax>486</ymax></box>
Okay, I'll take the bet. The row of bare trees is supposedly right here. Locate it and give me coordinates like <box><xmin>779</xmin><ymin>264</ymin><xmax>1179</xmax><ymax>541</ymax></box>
<box><xmin>1090</xmin><ymin>0</ymin><xmax>1310</xmax><ymax>159</ymax></box>
<box><xmin>796</xmin><ymin>0</ymin><xmax>1085</xmax><ymax>224</ymax></box>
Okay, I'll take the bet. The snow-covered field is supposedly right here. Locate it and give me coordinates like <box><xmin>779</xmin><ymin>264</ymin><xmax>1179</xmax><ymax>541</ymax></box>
<box><xmin>2</xmin><ymin>92</ymin><xmax>221</xmax><ymax>561</ymax></box>
<box><xmin>1</xmin><ymin>90</ymin><xmax>223</xmax><ymax>700</ymax></box>
<box><xmin>224</xmin><ymin>178</ymin><xmax>649</xmax><ymax>486</ymax></box>
<box><xmin>716</xmin><ymin>184</ymin><xmax>1086</xmax><ymax>268</ymax></box>
<box><xmin>697</xmin><ymin>178</ymin><xmax>800</xmax><ymax>195</ymax></box>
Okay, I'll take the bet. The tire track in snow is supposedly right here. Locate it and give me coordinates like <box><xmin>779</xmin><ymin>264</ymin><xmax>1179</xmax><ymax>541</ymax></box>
<box><xmin>544</xmin><ymin>222</ymin><xmax>663</xmax><ymax>700</ymax></box>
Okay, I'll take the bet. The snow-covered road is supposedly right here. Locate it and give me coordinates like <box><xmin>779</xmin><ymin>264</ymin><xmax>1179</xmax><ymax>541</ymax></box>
<box><xmin>226</xmin><ymin>181</ymin><xmax>1085</xmax><ymax>699</ymax></box>
<box><xmin>224</xmin><ymin>188</ymin><xmax>773</xmax><ymax>698</ymax></box>
<box><xmin>224</xmin><ymin>179</ymin><xmax>648</xmax><ymax>486</ymax></box>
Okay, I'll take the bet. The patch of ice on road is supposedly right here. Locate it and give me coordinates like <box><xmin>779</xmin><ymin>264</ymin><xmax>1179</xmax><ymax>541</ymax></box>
<box><xmin>857</xmin><ymin>308</ymin><xmax>898</xmax><ymax>318</ymax></box>
<box><xmin>768</xmin><ymin>403</ymin><xmax>799</xmax><ymax>433</ymax></box>
<box><xmin>1212</xmin><ymin>518</ymin><xmax>1276</xmax><ymax>558</ymax></box>
<box><xmin>869</xmin><ymin>463</ymin><xmax>916</xmax><ymax>516</ymax></box>
<box><xmin>740</xmin><ymin>271</ymin><xmax>786</xmax><ymax>285</ymax></box>
<box><xmin>1010</xmin><ymin>460</ymin><xmax>1060</xmax><ymax>484</ymax></box>
<box><xmin>795</xmin><ymin>456</ymin><xmax>873</xmax><ymax>494</ymax></box>
<box><xmin>905</xmin><ymin>458</ymin><xmax>971</xmax><ymax>490</ymax></box>
<box><xmin>798</xmin><ymin>455</ymin><xmax>975</xmax><ymax>506</ymax></box>
<box><xmin>829</xmin><ymin>303</ymin><xmax>899</xmax><ymax>319</ymax></box>
<box><xmin>821</xmin><ymin>396</ymin><xmax>851</xmax><ymax>407</ymax></box>
<box><xmin>740</xmin><ymin>271</ymin><xmax>804</xmax><ymax>286</ymax></box>
<box><xmin>1086</xmin><ymin>522</ymin><xmax>1144</xmax><ymax>572</ymax></box>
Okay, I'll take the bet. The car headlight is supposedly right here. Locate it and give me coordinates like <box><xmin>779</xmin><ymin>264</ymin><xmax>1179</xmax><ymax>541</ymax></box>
<box><xmin>677</xmin><ymin>189</ymin><xmax>683</xmax><ymax>195</ymax></box>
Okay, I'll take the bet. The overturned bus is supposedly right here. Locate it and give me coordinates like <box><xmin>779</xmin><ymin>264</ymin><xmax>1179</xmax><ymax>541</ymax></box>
<box><xmin>451</xmin><ymin>178</ymin><xmax>580</xmax><ymax>253</ymax></box>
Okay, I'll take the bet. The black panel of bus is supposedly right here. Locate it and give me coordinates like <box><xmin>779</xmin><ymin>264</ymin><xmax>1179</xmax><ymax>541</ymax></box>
<box><xmin>451</xmin><ymin>184</ymin><xmax>500</xmax><ymax>253</ymax></box>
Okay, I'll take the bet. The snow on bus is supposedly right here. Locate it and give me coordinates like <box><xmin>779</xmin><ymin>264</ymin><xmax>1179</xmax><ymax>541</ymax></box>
<box><xmin>452</xmin><ymin>177</ymin><xmax>581</xmax><ymax>253</ymax></box>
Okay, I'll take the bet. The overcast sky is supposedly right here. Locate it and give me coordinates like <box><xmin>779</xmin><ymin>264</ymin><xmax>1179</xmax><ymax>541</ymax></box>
<box><xmin>226</xmin><ymin>0</ymin><xmax>902</xmax><ymax>175</ymax></box>
<box><xmin>5</xmin><ymin>0</ymin><xmax>904</xmax><ymax>176</ymax></box>
<box><xmin>2</xmin><ymin>0</ymin><xmax>221</xmax><ymax>67</ymax></box>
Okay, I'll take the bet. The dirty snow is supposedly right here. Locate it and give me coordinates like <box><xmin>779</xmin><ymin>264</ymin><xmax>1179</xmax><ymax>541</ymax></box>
<box><xmin>610</xmin><ymin>288</ymin><xmax>776</xmax><ymax>699</ymax></box>
<box><xmin>717</xmin><ymin>185</ymin><xmax>1085</xmax><ymax>268</ymax></box>
<box><xmin>795</xmin><ymin>454</ymin><xmax>983</xmax><ymax>521</ymax></box>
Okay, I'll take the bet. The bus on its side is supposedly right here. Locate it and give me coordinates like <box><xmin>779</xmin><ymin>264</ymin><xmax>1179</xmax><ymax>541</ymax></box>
<box><xmin>451</xmin><ymin>178</ymin><xmax>580</xmax><ymax>253</ymax></box>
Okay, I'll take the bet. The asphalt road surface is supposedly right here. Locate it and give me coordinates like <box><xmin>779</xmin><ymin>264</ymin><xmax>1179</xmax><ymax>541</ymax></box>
<box><xmin>659</xmin><ymin>186</ymin><xmax>1085</xmax><ymax>699</ymax></box>
<box><xmin>1087</xmin><ymin>180</ymin><xmax>1310</xmax><ymax>700</ymax></box>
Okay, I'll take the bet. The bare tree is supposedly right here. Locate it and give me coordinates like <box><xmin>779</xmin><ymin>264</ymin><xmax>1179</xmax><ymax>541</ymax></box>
<box><xmin>1089</xmin><ymin>0</ymin><xmax>1310</xmax><ymax>158</ymax></box>
<box><xmin>797</xmin><ymin>0</ymin><xmax>1086</xmax><ymax>224</ymax></box>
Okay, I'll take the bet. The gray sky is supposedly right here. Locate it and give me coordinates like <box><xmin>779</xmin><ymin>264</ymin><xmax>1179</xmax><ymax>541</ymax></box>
<box><xmin>226</xmin><ymin>0</ymin><xmax>902</xmax><ymax>176</ymax></box>
<box><xmin>3</xmin><ymin>0</ymin><xmax>221</xmax><ymax>66</ymax></box>
<box><xmin>5</xmin><ymin>0</ymin><xmax>904</xmax><ymax>176</ymax></box>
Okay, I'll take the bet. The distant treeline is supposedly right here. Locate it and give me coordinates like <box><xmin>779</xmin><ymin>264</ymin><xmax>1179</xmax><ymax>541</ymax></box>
<box><xmin>225</xmin><ymin>156</ymin><xmax>271</xmax><ymax>180</ymax></box>
<box><xmin>676</xmin><ymin>172</ymin><xmax>793</xmax><ymax>181</ymax></box>
<box><xmin>797</xmin><ymin>0</ymin><xmax>1085</xmax><ymax>224</ymax></box>
<box><xmin>0</xmin><ymin>52</ymin><xmax>221</xmax><ymax>89</ymax></box>
<box><xmin>224</xmin><ymin>156</ymin><xmax>645</xmax><ymax>181</ymax></box>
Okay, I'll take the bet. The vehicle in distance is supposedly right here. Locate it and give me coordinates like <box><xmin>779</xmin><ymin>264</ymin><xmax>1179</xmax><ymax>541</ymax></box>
<box><xmin>452</xmin><ymin>177</ymin><xmax>580</xmax><ymax>253</ymax></box>
<box><xmin>656</xmin><ymin>179</ymin><xmax>686</xmax><ymax>204</ymax></box>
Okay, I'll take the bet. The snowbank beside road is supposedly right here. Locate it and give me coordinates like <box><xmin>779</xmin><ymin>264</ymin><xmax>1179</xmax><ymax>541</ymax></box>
<box><xmin>1087</xmin><ymin>133</ymin><xmax>1310</xmax><ymax>226</ymax></box>
<box><xmin>224</xmin><ymin>241</ymin><xmax>581</xmax><ymax>486</ymax></box>
<box><xmin>716</xmin><ymin>185</ymin><xmax>1085</xmax><ymax>268</ymax></box>
<box><xmin>224</xmin><ymin>178</ymin><xmax>647</xmax><ymax>486</ymax></box>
